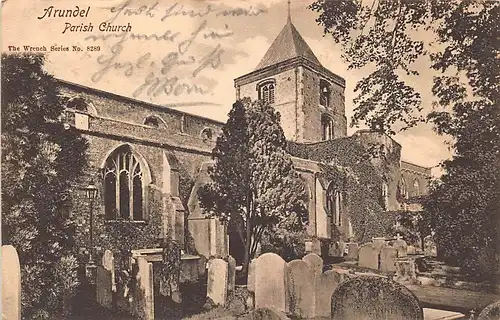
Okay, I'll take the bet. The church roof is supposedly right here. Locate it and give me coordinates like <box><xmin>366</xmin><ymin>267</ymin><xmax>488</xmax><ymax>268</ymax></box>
<box><xmin>255</xmin><ymin>18</ymin><xmax>322</xmax><ymax>71</ymax></box>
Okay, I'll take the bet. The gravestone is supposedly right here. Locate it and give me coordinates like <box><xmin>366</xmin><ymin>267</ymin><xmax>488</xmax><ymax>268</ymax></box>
<box><xmin>315</xmin><ymin>270</ymin><xmax>342</xmax><ymax>318</ymax></box>
<box><xmin>207</xmin><ymin>258</ymin><xmax>228</xmax><ymax>306</ymax></box>
<box><xmin>102</xmin><ymin>250</ymin><xmax>116</xmax><ymax>292</ymax></box>
<box><xmin>133</xmin><ymin>257</ymin><xmax>154</xmax><ymax>320</ymax></box>
<box><xmin>252</xmin><ymin>308</ymin><xmax>290</xmax><ymax>320</ymax></box>
<box><xmin>2</xmin><ymin>245</ymin><xmax>21</xmax><ymax>320</ymax></box>
<box><xmin>346</xmin><ymin>243</ymin><xmax>359</xmax><ymax>260</ymax></box>
<box><xmin>286</xmin><ymin>260</ymin><xmax>315</xmax><ymax>318</ymax></box>
<box><xmin>197</xmin><ymin>255</ymin><xmax>207</xmax><ymax>277</ymax></box>
<box><xmin>331</xmin><ymin>276</ymin><xmax>423</xmax><ymax>320</ymax></box>
<box><xmin>96</xmin><ymin>265</ymin><xmax>113</xmax><ymax>308</ymax></box>
<box><xmin>358</xmin><ymin>243</ymin><xmax>379</xmax><ymax>270</ymax></box>
<box><xmin>393</xmin><ymin>239</ymin><xmax>408</xmax><ymax>258</ymax></box>
<box><xmin>302</xmin><ymin>253</ymin><xmax>323</xmax><ymax>280</ymax></box>
<box><xmin>372</xmin><ymin>237</ymin><xmax>387</xmax><ymax>252</ymax></box>
<box><xmin>227</xmin><ymin>256</ymin><xmax>236</xmax><ymax>294</ymax></box>
<box><xmin>395</xmin><ymin>259</ymin><xmax>417</xmax><ymax>280</ymax></box>
<box><xmin>407</xmin><ymin>245</ymin><xmax>416</xmax><ymax>255</ymax></box>
<box><xmin>255</xmin><ymin>253</ymin><xmax>287</xmax><ymax>312</ymax></box>
<box><xmin>247</xmin><ymin>259</ymin><xmax>256</xmax><ymax>293</ymax></box>
<box><xmin>328</xmin><ymin>242</ymin><xmax>343</xmax><ymax>257</ymax></box>
<box><xmin>380</xmin><ymin>247</ymin><xmax>398</xmax><ymax>273</ymax></box>
<box><xmin>311</xmin><ymin>238</ymin><xmax>322</xmax><ymax>256</ymax></box>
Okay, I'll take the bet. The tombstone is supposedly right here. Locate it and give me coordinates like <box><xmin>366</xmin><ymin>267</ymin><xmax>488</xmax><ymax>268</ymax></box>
<box><xmin>328</xmin><ymin>242</ymin><xmax>343</xmax><ymax>257</ymax></box>
<box><xmin>315</xmin><ymin>270</ymin><xmax>342</xmax><ymax>318</ymax></box>
<box><xmin>302</xmin><ymin>253</ymin><xmax>323</xmax><ymax>280</ymax></box>
<box><xmin>2</xmin><ymin>245</ymin><xmax>21</xmax><ymax>320</ymax></box>
<box><xmin>407</xmin><ymin>245</ymin><xmax>416</xmax><ymax>255</ymax></box>
<box><xmin>227</xmin><ymin>256</ymin><xmax>236</xmax><ymax>293</ymax></box>
<box><xmin>197</xmin><ymin>255</ymin><xmax>207</xmax><ymax>277</ymax></box>
<box><xmin>207</xmin><ymin>258</ymin><xmax>228</xmax><ymax>306</ymax></box>
<box><xmin>255</xmin><ymin>253</ymin><xmax>287</xmax><ymax>312</ymax></box>
<box><xmin>311</xmin><ymin>238</ymin><xmax>321</xmax><ymax>256</ymax></box>
<box><xmin>395</xmin><ymin>259</ymin><xmax>417</xmax><ymax>280</ymax></box>
<box><xmin>477</xmin><ymin>300</ymin><xmax>500</xmax><ymax>320</ymax></box>
<box><xmin>102</xmin><ymin>250</ymin><xmax>116</xmax><ymax>292</ymax></box>
<box><xmin>372</xmin><ymin>237</ymin><xmax>387</xmax><ymax>252</ymax></box>
<box><xmin>380</xmin><ymin>246</ymin><xmax>398</xmax><ymax>273</ymax></box>
<box><xmin>286</xmin><ymin>260</ymin><xmax>315</xmax><ymax>318</ymax></box>
<box><xmin>393</xmin><ymin>239</ymin><xmax>408</xmax><ymax>258</ymax></box>
<box><xmin>358</xmin><ymin>243</ymin><xmax>379</xmax><ymax>270</ymax></box>
<box><xmin>247</xmin><ymin>259</ymin><xmax>256</xmax><ymax>293</ymax></box>
<box><xmin>346</xmin><ymin>243</ymin><xmax>359</xmax><ymax>260</ymax></box>
<box><xmin>331</xmin><ymin>276</ymin><xmax>423</xmax><ymax>320</ymax></box>
<box><xmin>96</xmin><ymin>265</ymin><xmax>113</xmax><ymax>308</ymax></box>
<box><xmin>133</xmin><ymin>257</ymin><xmax>154</xmax><ymax>320</ymax></box>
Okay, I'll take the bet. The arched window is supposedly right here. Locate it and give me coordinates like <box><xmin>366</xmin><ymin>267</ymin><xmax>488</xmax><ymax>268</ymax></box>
<box><xmin>67</xmin><ymin>97</ymin><xmax>98</xmax><ymax>115</ymax></box>
<box><xmin>326</xmin><ymin>185</ymin><xmax>342</xmax><ymax>226</ymax></box>
<box><xmin>413</xmin><ymin>179</ymin><xmax>421</xmax><ymax>197</ymax></box>
<box><xmin>103</xmin><ymin>146</ymin><xmax>145</xmax><ymax>221</ymax></box>
<box><xmin>320</xmin><ymin>79</ymin><xmax>330</xmax><ymax>107</ymax></box>
<box><xmin>258</xmin><ymin>80</ymin><xmax>276</xmax><ymax>105</ymax></box>
<box><xmin>399</xmin><ymin>178</ymin><xmax>408</xmax><ymax>199</ymax></box>
<box><xmin>321</xmin><ymin>115</ymin><xmax>334</xmax><ymax>141</ymax></box>
<box><xmin>381</xmin><ymin>182</ymin><xmax>389</xmax><ymax>210</ymax></box>
<box><xmin>144</xmin><ymin>115</ymin><xmax>167</xmax><ymax>129</ymax></box>
<box><xmin>201</xmin><ymin>128</ymin><xmax>213</xmax><ymax>141</ymax></box>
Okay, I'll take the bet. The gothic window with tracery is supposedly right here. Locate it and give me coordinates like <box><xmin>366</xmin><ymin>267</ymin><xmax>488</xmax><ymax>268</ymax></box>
<box><xmin>322</xmin><ymin>115</ymin><xmax>334</xmax><ymax>141</ymax></box>
<box><xmin>103</xmin><ymin>146</ymin><xmax>145</xmax><ymax>221</ymax></box>
<box><xmin>326</xmin><ymin>185</ymin><xmax>342</xmax><ymax>226</ymax></box>
<box><xmin>258</xmin><ymin>81</ymin><xmax>276</xmax><ymax>105</ymax></box>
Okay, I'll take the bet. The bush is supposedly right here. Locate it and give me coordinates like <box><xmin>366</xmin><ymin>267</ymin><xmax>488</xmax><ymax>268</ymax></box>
<box><xmin>260</xmin><ymin>228</ymin><xmax>307</xmax><ymax>262</ymax></box>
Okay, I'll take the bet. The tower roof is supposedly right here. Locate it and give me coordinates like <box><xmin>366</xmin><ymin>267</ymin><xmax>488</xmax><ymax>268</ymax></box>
<box><xmin>255</xmin><ymin>19</ymin><xmax>322</xmax><ymax>71</ymax></box>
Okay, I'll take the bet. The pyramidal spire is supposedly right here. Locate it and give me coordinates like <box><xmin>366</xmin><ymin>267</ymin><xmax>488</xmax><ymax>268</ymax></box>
<box><xmin>287</xmin><ymin>0</ymin><xmax>291</xmax><ymax>23</ymax></box>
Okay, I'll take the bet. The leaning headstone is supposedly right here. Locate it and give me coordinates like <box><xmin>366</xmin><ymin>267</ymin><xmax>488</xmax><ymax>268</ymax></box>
<box><xmin>315</xmin><ymin>270</ymin><xmax>342</xmax><ymax>318</ymax></box>
<box><xmin>227</xmin><ymin>256</ymin><xmax>236</xmax><ymax>293</ymax></box>
<box><xmin>302</xmin><ymin>253</ymin><xmax>323</xmax><ymax>280</ymax></box>
<box><xmin>477</xmin><ymin>300</ymin><xmax>500</xmax><ymax>320</ymax></box>
<box><xmin>393</xmin><ymin>239</ymin><xmax>408</xmax><ymax>258</ymax></box>
<box><xmin>346</xmin><ymin>243</ymin><xmax>359</xmax><ymax>260</ymax></box>
<box><xmin>331</xmin><ymin>276</ymin><xmax>423</xmax><ymax>320</ymax></box>
<box><xmin>380</xmin><ymin>246</ymin><xmax>398</xmax><ymax>273</ymax></box>
<box><xmin>96</xmin><ymin>265</ymin><xmax>113</xmax><ymax>308</ymax></box>
<box><xmin>207</xmin><ymin>258</ymin><xmax>228</xmax><ymax>306</ymax></box>
<box><xmin>102</xmin><ymin>250</ymin><xmax>116</xmax><ymax>292</ymax></box>
<box><xmin>287</xmin><ymin>260</ymin><xmax>315</xmax><ymax>318</ymax></box>
<box><xmin>247</xmin><ymin>259</ymin><xmax>256</xmax><ymax>293</ymax></box>
<box><xmin>2</xmin><ymin>245</ymin><xmax>21</xmax><ymax>320</ymax></box>
<box><xmin>358</xmin><ymin>243</ymin><xmax>379</xmax><ymax>270</ymax></box>
<box><xmin>133</xmin><ymin>257</ymin><xmax>154</xmax><ymax>320</ymax></box>
<box><xmin>255</xmin><ymin>253</ymin><xmax>287</xmax><ymax>312</ymax></box>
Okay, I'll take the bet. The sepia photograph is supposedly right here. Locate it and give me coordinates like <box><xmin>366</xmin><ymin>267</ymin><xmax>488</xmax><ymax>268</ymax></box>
<box><xmin>1</xmin><ymin>0</ymin><xmax>499</xmax><ymax>319</ymax></box>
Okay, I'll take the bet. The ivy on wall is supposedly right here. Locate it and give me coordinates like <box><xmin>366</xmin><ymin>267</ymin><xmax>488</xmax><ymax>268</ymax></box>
<box><xmin>288</xmin><ymin>137</ymin><xmax>396</xmax><ymax>243</ymax></box>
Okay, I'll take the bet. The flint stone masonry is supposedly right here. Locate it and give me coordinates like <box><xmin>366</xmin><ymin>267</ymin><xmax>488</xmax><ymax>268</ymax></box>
<box><xmin>96</xmin><ymin>265</ymin><xmax>113</xmax><ymax>308</ymax></box>
<box><xmin>302</xmin><ymin>253</ymin><xmax>323</xmax><ymax>279</ymax></box>
<box><xmin>2</xmin><ymin>245</ymin><xmax>21</xmax><ymax>320</ymax></box>
<box><xmin>255</xmin><ymin>253</ymin><xmax>287</xmax><ymax>313</ymax></box>
<box><xmin>346</xmin><ymin>243</ymin><xmax>359</xmax><ymax>260</ymax></box>
<box><xmin>358</xmin><ymin>243</ymin><xmax>379</xmax><ymax>270</ymax></box>
<box><xmin>331</xmin><ymin>276</ymin><xmax>423</xmax><ymax>320</ymax></box>
<box><xmin>380</xmin><ymin>246</ymin><xmax>398</xmax><ymax>273</ymax></box>
<box><xmin>393</xmin><ymin>239</ymin><xmax>408</xmax><ymax>258</ymax></box>
<box><xmin>315</xmin><ymin>270</ymin><xmax>342</xmax><ymax>318</ymax></box>
<box><xmin>207</xmin><ymin>258</ymin><xmax>228</xmax><ymax>306</ymax></box>
<box><xmin>287</xmin><ymin>260</ymin><xmax>315</xmax><ymax>318</ymax></box>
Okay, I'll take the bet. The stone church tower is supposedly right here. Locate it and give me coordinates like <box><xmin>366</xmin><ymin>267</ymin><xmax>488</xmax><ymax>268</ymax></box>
<box><xmin>234</xmin><ymin>7</ymin><xmax>347</xmax><ymax>143</ymax></box>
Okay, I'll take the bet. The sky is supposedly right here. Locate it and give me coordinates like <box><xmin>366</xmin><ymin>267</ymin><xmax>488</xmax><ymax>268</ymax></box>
<box><xmin>2</xmin><ymin>0</ymin><xmax>453</xmax><ymax>175</ymax></box>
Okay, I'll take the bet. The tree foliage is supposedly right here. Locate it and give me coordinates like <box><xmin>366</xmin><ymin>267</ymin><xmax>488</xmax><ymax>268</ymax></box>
<box><xmin>198</xmin><ymin>98</ymin><xmax>308</xmax><ymax>274</ymax></box>
<box><xmin>310</xmin><ymin>0</ymin><xmax>500</xmax><ymax>277</ymax></box>
<box><xmin>1</xmin><ymin>53</ymin><xmax>88</xmax><ymax>318</ymax></box>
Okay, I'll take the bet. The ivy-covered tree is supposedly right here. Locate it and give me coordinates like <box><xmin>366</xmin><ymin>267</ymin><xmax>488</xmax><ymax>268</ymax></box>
<box><xmin>1</xmin><ymin>53</ymin><xmax>88</xmax><ymax>318</ymax></box>
<box><xmin>198</xmin><ymin>98</ymin><xmax>308</xmax><ymax>276</ymax></box>
<box><xmin>309</xmin><ymin>0</ymin><xmax>500</xmax><ymax>277</ymax></box>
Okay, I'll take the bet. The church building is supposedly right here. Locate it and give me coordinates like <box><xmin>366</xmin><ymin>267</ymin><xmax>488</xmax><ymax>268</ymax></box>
<box><xmin>60</xmin><ymin>8</ymin><xmax>431</xmax><ymax>269</ymax></box>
